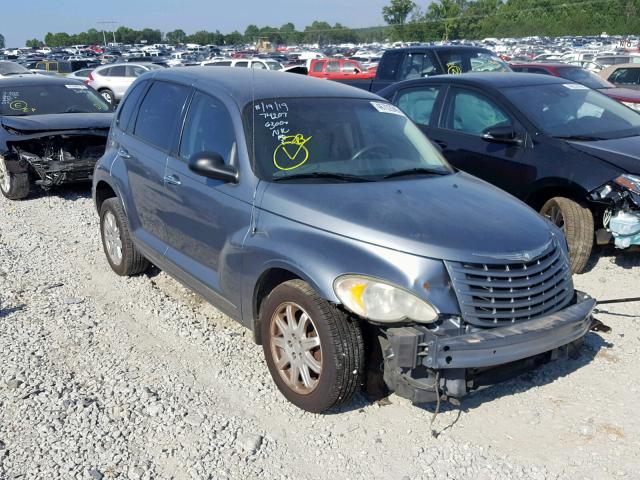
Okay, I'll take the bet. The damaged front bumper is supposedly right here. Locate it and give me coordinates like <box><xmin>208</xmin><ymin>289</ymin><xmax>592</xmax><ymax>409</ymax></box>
<box><xmin>382</xmin><ymin>292</ymin><xmax>596</xmax><ymax>403</ymax></box>
<box><xmin>592</xmin><ymin>175</ymin><xmax>640</xmax><ymax>249</ymax></box>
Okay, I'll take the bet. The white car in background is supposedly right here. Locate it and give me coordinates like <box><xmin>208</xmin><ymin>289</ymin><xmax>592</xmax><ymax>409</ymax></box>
<box><xmin>86</xmin><ymin>63</ymin><xmax>164</xmax><ymax>104</ymax></box>
<box><xmin>201</xmin><ymin>58</ymin><xmax>283</xmax><ymax>70</ymax></box>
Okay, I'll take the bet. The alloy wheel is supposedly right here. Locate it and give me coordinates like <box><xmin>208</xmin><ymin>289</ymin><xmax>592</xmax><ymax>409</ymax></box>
<box><xmin>0</xmin><ymin>156</ymin><xmax>10</xmax><ymax>192</ymax></box>
<box><xmin>269</xmin><ymin>302</ymin><xmax>322</xmax><ymax>395</ymax></box>
<box><xmin>103</xmin><ymin>211</ymin><xmax>123</xmax><ymax>265</ymax></box>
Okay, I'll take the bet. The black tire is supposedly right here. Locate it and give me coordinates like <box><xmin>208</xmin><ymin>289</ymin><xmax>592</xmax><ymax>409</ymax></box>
<box><xmin>99</xmin><ymin>198</ymin><xmax>149</xmax><ymax>276</ymax></box>
<box><xmin>99</xmin><ymin>89</ymin><xmax>115</xmax><ymax>105</ymax></box>
<box><xmin>260</xmin><ymin>279</ymin><xmax>364</xmax><ymax>413</ymax></box>
<box><xmin>540</xmin><ymin>197</ymin><xmax>594</xmax><ymax>274</ymax></box>
<box><xmin>0</xmin><ymin>156</ymin><xmax>30</xmax><ymax>200</ymax></box>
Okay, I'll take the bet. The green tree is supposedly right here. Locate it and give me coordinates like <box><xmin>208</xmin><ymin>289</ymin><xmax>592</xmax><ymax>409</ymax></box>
<box><xmin>382</xmin><ymin>0</ymin><xmax>417</xmax><ymax>40</ymax></box>
<box><xmin>224</xmin><ymin>31</ymin><xmax>244</xmax><ymax>45</ymax></box>
<box><xmin>166</xmin><ymin>29</ymin><xmax>187</xmax><ymax>45</ymax></box>
<box><xmin>26</xmin><ymin>39</ymin><xmax>44</xmax><ymax>48</ymax></box>
<box><xmin>0</xmin><ymin>34</ymin><xmax>5</xmax><ymax>49</ymax></box>
<box><xmin>244</xmin><ymin>24</ymin><xmax>260</xmax><ymax>43</ymax></box>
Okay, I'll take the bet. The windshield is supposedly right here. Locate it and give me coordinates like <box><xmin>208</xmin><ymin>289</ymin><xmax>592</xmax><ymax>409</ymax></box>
<box><xmin>0</xmin><ymin>62</ymin><xmax>29</xmax><ymax>76</ymax></box>
<box><xmin>266</xmin><ymin>61</ymin><xmax>282</xmax><ymax>71</ymax></box>
<box><xmin>0</xmin><ymin>84</ymin><xmax>111</xmax><ymax>116</ymax></box>
<box><xmin>245</xmin><ymin>98</ymin><xmax>452</xmax><ymax>182</ymax></box>
<box><xmin>502</xmin><ymin>83</ymin><xmax>640</xmax><ymax>140</ymax></box>
<box><xmin>439</xmin><ymin>51</ymin><xmax>511</xmax><ymax>74</ymax></box>
<box><xmin>556</xmin><ymin>67</ymin><xmax>612</xmax><ymax>89</ymax></box>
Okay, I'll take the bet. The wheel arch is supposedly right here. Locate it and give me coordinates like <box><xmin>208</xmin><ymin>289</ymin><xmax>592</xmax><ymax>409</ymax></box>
<box><xmin>524</xmin><ymin>180</ymin><xmax>591</xmax><ymax>211</ymax></box>
<box><xmin>94</xmin><ymin>179</ymin><xmax>118</xmax><ymax>213</ymax></box>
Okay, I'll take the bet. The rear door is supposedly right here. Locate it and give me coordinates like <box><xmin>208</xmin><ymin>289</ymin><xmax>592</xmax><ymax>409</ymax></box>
<box><xmin>105</xmin><ymin>65</ymin><xmax>131</xmax><ymax>98</ymax></box>
<box><xmin>163</xmin><ymin>90</ymin><xmax>250</xmax><ymax>316</ymax></box>
<box><xmin>431</xmin><ymin>86</ymin><xmax>530</xmax><ymax>197</ymax></box>
<box><xmin>390</xmin><ymin>84</ymin><xmax>447</xmax><ymax>136</ymax></box>
<box><xmin>119</xmin><ymin>80</ymin><xmax>190</xmax><ymax>254</ymax></box>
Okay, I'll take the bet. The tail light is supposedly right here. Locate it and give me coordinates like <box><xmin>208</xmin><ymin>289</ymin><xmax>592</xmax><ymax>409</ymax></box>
<box><xmin>85</xmin><ymin>72</ymin><xmax>94</xmax><ymax>85</ymax></box>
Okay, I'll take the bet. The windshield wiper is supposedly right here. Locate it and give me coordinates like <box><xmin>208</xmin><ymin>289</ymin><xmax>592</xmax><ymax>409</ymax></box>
<box><xmin>273</xmin><ymin>172</ymin><xmax>373</xmax><ymax>182</ymax></box>
<box><xmin>383</xmin><ymin>167</ymin><xmax>449</xmax><ymax>179</ymax></box>
<box><xmin>553</xmin><ymin>135</ymin><xmax>605</xmax><ymax>141</ymax></box>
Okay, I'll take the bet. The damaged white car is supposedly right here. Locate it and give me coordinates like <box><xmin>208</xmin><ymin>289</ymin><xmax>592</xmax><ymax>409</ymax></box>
<box><xmin>0</xmin><ymin>76</ymin><xmax>113</xmax><ymax>200</ymax></box>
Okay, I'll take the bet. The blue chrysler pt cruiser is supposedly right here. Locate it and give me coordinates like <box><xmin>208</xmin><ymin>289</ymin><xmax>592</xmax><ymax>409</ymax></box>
<box><xmin>93</xmin><ymin>68</ymin><xmax>595</xmax><ymax>413</ymax></box>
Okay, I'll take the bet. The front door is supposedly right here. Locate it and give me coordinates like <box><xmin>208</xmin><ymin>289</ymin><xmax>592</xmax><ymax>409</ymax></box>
<box><xmin>430</xmin><ymin>87</ymin><xmax>531</xmax><ymax>198</ymax></box>
<box><xmin>163</xmin><ymin>90</ymin><xmax>251</xmax><ymax>316</ymax></box>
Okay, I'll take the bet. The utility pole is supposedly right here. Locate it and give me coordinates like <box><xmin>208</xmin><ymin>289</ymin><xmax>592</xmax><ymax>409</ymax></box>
<box><xmin>98</xmin><ymin>21</ymin><xmax>119</xmax><ymax>46</ymax></box>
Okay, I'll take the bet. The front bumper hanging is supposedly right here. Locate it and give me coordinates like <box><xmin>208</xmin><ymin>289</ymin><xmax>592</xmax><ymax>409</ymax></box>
<box><xmin>382</xmin><ymin>292</ymin><xmax>596</xmax><ymax>403</ymax></box>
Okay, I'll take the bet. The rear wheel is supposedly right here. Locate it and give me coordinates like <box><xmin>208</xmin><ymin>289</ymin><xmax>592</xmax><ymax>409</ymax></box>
<box><xmin>540</xmin><ymin>196</ymin><xmax>594</xmax><ymax>274</ymax></box>
<box><xmin>99</xmin><ymin>89</ymin><xmax>115</xmax><ymax>105</ymax></box>
<box><xmin>0</xmin><ymin>156</ymin><xmax>30</xmax><ymax>200</ymax></box>
<box><xmin>100</xmin><ymin>198</ymin><xmax>149</xmax><ymax>276</ymax></box>
<box><xmin>260</xmin><ymin>280</ymin><xmax>364</xmax><ymax>413</ymax></box>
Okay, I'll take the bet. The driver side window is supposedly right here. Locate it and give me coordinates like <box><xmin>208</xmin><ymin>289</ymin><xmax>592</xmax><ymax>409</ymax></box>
<box><xmin>445</xmin><ymin>89</ymin><xmax>512</xmax><ymax>135</ymax></box>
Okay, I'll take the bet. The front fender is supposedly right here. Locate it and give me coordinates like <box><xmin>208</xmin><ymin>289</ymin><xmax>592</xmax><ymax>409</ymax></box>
<box><xmin>241</xmin><ymin>209</ymin><xmax>460</xmax><ymax>333</ymax></box>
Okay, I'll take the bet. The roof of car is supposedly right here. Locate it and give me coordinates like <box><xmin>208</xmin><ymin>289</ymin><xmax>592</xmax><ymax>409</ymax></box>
<box><xmin>387</xmin><ymin>72</ymin><xmax>568</xmax><ymax>91</ymax></box>
<box><xmin>510</xmin><ymin>62</ymin><xmax>577</xmax><ymax>69</ymax></box>
<box><xmin>390</xmin><ymin>45</ymin><xmax>494</xmax><ymax>53</ymax></box>
<box><xmin>0</xmin><ymin>74</ymin><xmax>84</xmax><ymax>87</ymax></box>
<box><xmin>147</xmin><ymin>67</ymin><xmax>381</xmax><ymax>105</ymax></box>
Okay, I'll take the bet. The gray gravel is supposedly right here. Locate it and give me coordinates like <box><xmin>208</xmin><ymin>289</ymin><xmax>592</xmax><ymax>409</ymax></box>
<box><xmin>1</xmin><ymin>187</ymin><xmax>639</xmax><ymax>480</ymax></box>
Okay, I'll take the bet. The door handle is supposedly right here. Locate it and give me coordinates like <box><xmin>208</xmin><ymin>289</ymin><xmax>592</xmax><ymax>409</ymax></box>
<box><xmin>117</xmin><ymin>147</ymin><xmax>131</xmax><ymax>159</ymax></box>
<box><xmin>163</xmin><ymin>174</ymin><xmax>182</xmax><ymax>186</ymax></box>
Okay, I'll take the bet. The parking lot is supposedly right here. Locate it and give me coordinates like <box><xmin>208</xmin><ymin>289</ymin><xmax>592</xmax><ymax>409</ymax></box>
<box><xmin>0</xmin><ymin>187</ymin><xmax>638</xmax><ymax>479</ymax></box>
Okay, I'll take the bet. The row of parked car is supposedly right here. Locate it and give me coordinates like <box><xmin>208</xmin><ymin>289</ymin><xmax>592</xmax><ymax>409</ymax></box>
<box><xmin>0</xmin><ymin>46</ymin><xmax>637</xmax><ymax>413</ymax></box>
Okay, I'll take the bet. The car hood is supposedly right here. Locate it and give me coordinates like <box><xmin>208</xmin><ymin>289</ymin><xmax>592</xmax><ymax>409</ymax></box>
<box><xmin>260</xmin><ymin>172</ymin><xmax>555</xmax><ymax>263</ymax></box>
<box><xmin>568</xmin><ymin>136</ymin><xmax>640</xmax><ymax>174</ymax></box>
<box><xmin>599</xmin><ymin>87</ymin><xmax>640</xmax><ymax>102</ymax></box>
<box><xmin>1</xmin><ymin>113</ymin><xmax>113</xmax><ymax>133</ymax></box>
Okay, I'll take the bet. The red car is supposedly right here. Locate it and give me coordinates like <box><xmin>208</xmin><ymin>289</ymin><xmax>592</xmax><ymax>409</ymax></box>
<box><xmin>510</xmin><ymin>63</ymin><xmax>640</xmax><ymax>111</ymax></box>
<box><xmin>309</xmin><ymin>58</ymin><xmax>375</xmax><ymax>80</ymax></box>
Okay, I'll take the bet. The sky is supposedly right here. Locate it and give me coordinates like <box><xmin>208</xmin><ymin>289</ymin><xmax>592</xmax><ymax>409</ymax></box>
<box><xmin>2</xmin><ymin>0</ymin><xmax>392</xmax><ymax>47</ymax></box>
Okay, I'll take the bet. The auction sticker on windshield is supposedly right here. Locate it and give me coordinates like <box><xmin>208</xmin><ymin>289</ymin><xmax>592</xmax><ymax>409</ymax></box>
<box><xmin>371</xmin><ymin>102</ymin><xmax>405</xmax><ymax>116</ymax></box>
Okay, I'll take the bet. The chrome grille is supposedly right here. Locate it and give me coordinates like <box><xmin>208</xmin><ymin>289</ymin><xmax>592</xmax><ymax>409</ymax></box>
<box><xmin>446</xmin><ymin>242</ymin><xmax>574</xmax><ymax>327</ymax></box>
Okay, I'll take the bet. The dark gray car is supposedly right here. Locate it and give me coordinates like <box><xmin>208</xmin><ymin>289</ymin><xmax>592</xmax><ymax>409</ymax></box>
<box><xmin>92</xmin><ymin>68</ymin><xmax>596</xmax><ymax>413</ymax></box>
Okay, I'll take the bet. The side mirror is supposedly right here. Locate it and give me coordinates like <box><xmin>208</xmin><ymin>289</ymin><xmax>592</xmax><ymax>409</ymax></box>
<box><xmin>188</xmin><ymin>152</ymin><xmax>238</xmax><ymax>183</ymax></box>
<box><xmin>482</xmin><ymin>126</ymin><xmax>523</xmax><ymax>146</ymax></box>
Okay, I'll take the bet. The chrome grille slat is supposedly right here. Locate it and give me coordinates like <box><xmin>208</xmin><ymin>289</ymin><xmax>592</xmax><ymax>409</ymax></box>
<box><xmin>446</xmin><ymin>242</ymin><xmax>574</xmax><ymax>327</ymax></box>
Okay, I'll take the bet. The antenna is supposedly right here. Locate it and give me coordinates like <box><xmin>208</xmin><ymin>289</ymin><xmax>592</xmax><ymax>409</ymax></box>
<box><xmin>97</xmin><ymin>21</ymin><xmax>119</xmax><ymax>46</ymax></box>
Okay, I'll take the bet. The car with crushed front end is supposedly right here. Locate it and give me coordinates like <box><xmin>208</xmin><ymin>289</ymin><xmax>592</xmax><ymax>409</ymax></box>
<box><xmin>93</xmin><ymin>67</ymin><xmax>596</xmax><ymax>413</ymax></box>
<box><xmin>380</xmin><ymin>73</ymin><xmax>640</xmax><ymax>274</ymax></box>
<box><xmin>0</xmin><ymin>75</ymin><xmax>113</xmax><ymax>200</ymax></box>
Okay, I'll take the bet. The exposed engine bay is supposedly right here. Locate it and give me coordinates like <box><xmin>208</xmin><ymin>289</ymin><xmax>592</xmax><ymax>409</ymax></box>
<box><xmin>9</xmin><ymin>133</ymin><xmax>107</xmax><ymax>189</ymax></box>
<box><xmin>592</xmin><ymin>174</ymin><xmax>640</xmax><ymax>249</ymax></box>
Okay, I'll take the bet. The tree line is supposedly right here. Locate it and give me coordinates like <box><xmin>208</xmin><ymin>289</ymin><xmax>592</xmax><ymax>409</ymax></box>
<box><xmin>383</xmin><ymin>0</ymin><xmax>640</xmax><ymax>41</ymax></box>
<box><xmin>3</xmin><ymin>0</ymin><xmax>639</xmax><ymax>50</ymax></box>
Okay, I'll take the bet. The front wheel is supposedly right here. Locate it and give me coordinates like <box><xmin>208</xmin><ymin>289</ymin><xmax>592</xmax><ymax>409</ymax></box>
<box><xmin>540</xmin><ymin>197</ymin><xmax>594</xmax><ymax>274</ymax></box>
<box><xmin>260</xmin><ymin>280</ymin><xmax>364</xmax><ymax>413</ymax></box>
<box><xmin>0</xmin><ymin>155</ymin><xmax>30</xmax><ymax>200</ymax></box>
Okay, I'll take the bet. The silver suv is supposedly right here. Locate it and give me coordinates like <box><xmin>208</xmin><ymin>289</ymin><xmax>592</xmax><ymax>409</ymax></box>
<box><xmin>87</xmin><ymin>63</ymin><xmax>163</xmax><ymax>104</ymax></box>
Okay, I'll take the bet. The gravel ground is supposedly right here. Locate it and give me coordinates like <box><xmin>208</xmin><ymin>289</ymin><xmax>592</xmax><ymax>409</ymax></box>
<box><xmin>0</xmin><ymin>186</ymin><xmax>639</xmax><ymax>480</ymax></box>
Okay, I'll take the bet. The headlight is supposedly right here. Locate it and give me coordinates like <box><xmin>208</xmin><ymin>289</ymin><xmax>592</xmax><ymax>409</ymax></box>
<box><xmin>622</xmin><ymin>101</ymin><xmax>640</xmax><ymax>112</ymax></box>
<box><xmin>333</xmin><ymin>275</ymin><xmax>438</xmax><ymax>323</ymax></box>
<box><xmin>614</xmin><ymin>174</ymin><xmax>640</xmax><ymax>195</ymax></box>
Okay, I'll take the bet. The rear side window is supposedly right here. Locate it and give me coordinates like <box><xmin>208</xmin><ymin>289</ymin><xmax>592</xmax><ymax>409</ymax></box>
<box><xmin>108</xmin><ymin>65</ymin><xmax>126</xmax><ymax>77</ymax></box>
<box><xmin>609</xmin><ymin>68</ymin><xmax>640</xmax><ymax>85</ymax></box>
<box><xmin>396</xmin><ymin>86</ymin><xmax>442</xmax><ymax>126</ymax></box>
<box><xmin>235</xmin><ymin>61</ymin><xmax>248</xmax><ymax>68</ymax></box>
<box><xmin>376</xmin><ymin>51</ymin><xmax>403</xmax><ymax>81</ymax></box>
<box><xmin>179</xmin><ymin>92</ymin><xmax>236</xmax><ymax>163</ymax></box>
<box><xmin>134</xmin><ymin>81</ymin><xmax>190</xmax><ymax>151</ymax></box>
<box><xmin>400</xmin><ymin>53</ymin><xmax>436</xmax><ymax>80</ymax></box>
<box><xmin>117</xmin><ymin>80</ymin><xmax>149</xmax><ymax>132</ymax></box>
<box><xmin>311</xmin><ymin>61</ymin><xmax>324</xmax><ymax>73</ymax></box>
